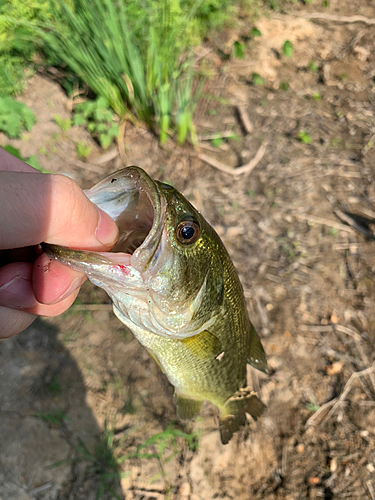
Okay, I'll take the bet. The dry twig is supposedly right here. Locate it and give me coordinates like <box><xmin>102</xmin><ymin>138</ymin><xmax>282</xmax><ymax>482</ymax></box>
<box><xmin>303</xmin><ymin>12</ymin><xmax>375</xmax><ymax>25</ymax></box>
<box><xmin>237</xmin><ymin>105</ymin><xmax>253</xmax><ymax>134</ymax></box>
<box><xmin>293</xmin><ymin>213</ymin><xmax>355</xmax><ymax>233</ymax></box>
<box><xmin>92</xmin><ymin>148</ymin><xmax>119</xmax><ymax>165</ymax></box>
<box><xmin>321</xmin><ymin>366</ymin><xmax>375</xmax><ymax>426</ymax></box>
<box><xmin>200</xmin><ymin>142</ymin><xmax>267</xmax><ymax>176</ymax></box>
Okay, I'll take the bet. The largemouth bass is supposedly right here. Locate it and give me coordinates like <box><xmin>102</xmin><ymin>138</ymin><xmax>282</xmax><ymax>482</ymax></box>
<box><xmin>43</xmin><ymin>167</ymin><xmax>267</xmax><ymax>443</ymax></box>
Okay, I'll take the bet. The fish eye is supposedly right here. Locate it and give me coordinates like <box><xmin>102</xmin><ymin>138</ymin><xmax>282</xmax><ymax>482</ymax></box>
<box><xmin>176</xmin><ymin>219</ymin><xmax>200</xmax><ymax>245</ymax></box>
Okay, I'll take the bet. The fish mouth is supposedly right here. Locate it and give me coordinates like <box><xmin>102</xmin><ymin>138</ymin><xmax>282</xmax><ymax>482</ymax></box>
<box><xmin>43</xmin><ymin>167</ymin><xmax>166</xmax><ymax>277</ymax></box>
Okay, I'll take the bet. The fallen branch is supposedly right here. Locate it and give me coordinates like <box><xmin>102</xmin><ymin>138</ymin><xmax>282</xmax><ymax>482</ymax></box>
<box><xmin>237</xmin><ymin>105</ymin><xmax>253</xmax><ymax>134</ymax></box>
<box><xmin>293</xmin><ymin>213</ymin><xmax>355</xmax><ymax>233</ymax></box>
<box><xmin>200</xmin><ymin>142</ymin><xmax>267</xmax><ymax>176</ymax></box>
<box><xmin>92</xmin><ymin>148</ymin><xmax>119</xmax><ymax>165</ymax></box>
<box><xmin>303</xmin><ymin>12</ymin><xmax>375</xmax><ymax>25</ymax></box>
<box><xmin>334</xmin><ymin>209</ymin><xmax>375</xmax><ymax>240</ymax></box>
<box><xmin>321</xmin><ymin>366</ymin><xmax>375</xmax><ymax>426</ymax></box>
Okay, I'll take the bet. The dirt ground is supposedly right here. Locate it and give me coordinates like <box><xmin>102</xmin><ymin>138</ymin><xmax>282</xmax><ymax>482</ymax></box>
<box><xmin>1</xmin><ymin>1</ymin><xmax>375</xmax><ymax>499</ymax></box>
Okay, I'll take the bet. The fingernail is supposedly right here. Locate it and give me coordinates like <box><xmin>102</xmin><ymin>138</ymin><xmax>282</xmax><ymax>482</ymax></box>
<box><xmin>95</xmin><ymin>208</ymin><xmax>119</xmax><ymax>248</ymax></box>
<box><xmin>0</xmin><ymin>276</ymin><xmax>37</xmax><ymax>309</ymax></box>
<box><xmin>49</xmin><ymin>276</ymin><xmax>86</xmax><ymax>305</ymax></box>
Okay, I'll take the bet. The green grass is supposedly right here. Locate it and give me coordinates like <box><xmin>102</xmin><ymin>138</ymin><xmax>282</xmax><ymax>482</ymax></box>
<box><xmin>15</xmin><ymin>0</ymin><xmax>203</xmax><ymax>144</ymax></box>
<box><xmin>74</xmin><ymin>421</ymin><xmax>199</xmax><ymax>499</ymax></box>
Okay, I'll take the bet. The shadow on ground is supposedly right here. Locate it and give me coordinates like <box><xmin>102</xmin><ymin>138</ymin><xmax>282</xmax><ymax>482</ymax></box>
<box><xmin>0</xmin><ymin>318</ymin><xmax>123</xmax><ymax>500</ymax></box>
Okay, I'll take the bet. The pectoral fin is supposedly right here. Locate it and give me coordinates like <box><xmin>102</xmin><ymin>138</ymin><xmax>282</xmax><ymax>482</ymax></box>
<box><xmin>219</xmin><ymin>389</ymin><xmax>266</xmax><ymax>445</ymax></box>
<box><xmin>248</xmin><ymin>323</ymin><xmax>268</xmax><ymax>374</ymax></box>
<box><xmin>176</xmin><ymin>393</ymin><xmax>202</xmax><ymax>420</ymax></box>
<box><xmin>181</xmin><ymin>330</ymin><xmax>222</xmax><ymax>360</ymax></box>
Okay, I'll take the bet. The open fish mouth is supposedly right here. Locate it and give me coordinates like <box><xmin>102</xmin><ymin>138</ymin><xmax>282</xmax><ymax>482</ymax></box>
<box><xmin>43</xmin><ymin>167</ymin><xmax>166</xmax><ymax>278</ymax></box>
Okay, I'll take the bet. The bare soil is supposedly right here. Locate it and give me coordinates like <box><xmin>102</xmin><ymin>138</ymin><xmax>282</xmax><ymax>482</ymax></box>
<box><xmin>1</xmin><ymin>1</ymin><xmax>375</xmax><ymax>499</ymax></box>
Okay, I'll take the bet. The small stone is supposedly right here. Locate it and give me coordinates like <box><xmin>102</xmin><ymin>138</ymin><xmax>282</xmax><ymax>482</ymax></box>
<box><xmin>326</xmin><ymin>362</ymin><xmax>343</xmax><ymax>376</ymax></box>
<box><xmin>296</xmin><ymin>444</ymin><xmax>304</xmax><ymax>454</ymax></box>
<box><xmin>367</xmin><ymin>463</ymin><xmax>375</xmax><ymax>473</ymax></box>
<box><xmin>179</xmin><ymin>482</ymin><xmax>191</xmax><ymax>497</ymax></box>
<box><xmin>330</xmin><ymin>457</ymin><xmax>338</xmax><ymax>472</ymax></box>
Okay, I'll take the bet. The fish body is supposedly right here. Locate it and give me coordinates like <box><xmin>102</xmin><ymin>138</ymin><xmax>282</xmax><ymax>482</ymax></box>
<box><xmin>44</xmin><ymin>167</ymin><xmax>267</xmax><ymax>443</ymax></box>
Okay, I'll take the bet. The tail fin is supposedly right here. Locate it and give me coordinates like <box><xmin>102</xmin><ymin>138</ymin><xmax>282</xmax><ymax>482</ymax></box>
<box><xmin>219</xmin><ymin>389</ymin><xmax>266</xmax><ymax>444</ymax></box>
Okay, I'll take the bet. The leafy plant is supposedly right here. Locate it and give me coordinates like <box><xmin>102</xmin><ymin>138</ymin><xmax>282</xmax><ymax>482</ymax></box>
<box><xmin>251</xmin><ymin>73</ymin><xmax>264</xmax><ymax>86</ymax></box>
<box><xmin>282</xmin><ymin>40</ymin><xmax>294</xmax><ymax>58</ymax></box>
<box><xmin>250</xmin><ymin>27</ymin><xmax>262</xmax><ymax>37</ymax></box>
<box><xmin>73</xmin><ymin>97</ymin><xmax>119</xmax><ymax>150</ymax></box>
<box><xmin>53</xmin><ymin>114</ymin><xmax>72</xmax><ymax>131</ymax></box>
<box><xmin>26</xmin><ymin>0</ymin><xmax>202</xmax><ymax>144</ymax></box>
<box><xmin>279</xmin><ymin>81</ymin><xmax>289</xmax><ymax>91</ymax></box>
<box><xmin>3</xmin><ymin>144</ymin><xmax>47</xmax><ymax>172</ymax></box>
<box><xmin>233</xmin><ymin>41</ymin><xmax>245</xmax><ymax>59</ymax></box>
<box><xmin>76</xmin><ymin>140</ymin><xmax>92</xmax><ymax>159</ymax></box>
<box><xmin>211</xmin><ymin>136</ymin><xmax>224</xmax><ymax>148</ymax></box>
<box><xmin>308</xmin><ymin>60</ymin><xmax>318</xmax><ymax>72</ymax></box>
<box><xmin>0</xmin><ymin>96</ymin><xmax>36</xmax><ymax>138</ymax></box>
<box><xmin>0</xmin><ymin>0</ymin><xmax>52</xmax><ymax>94</ymax></box>
<box><xmin>312</xmin><ymin>91</ymin><xmax>321</xmax><ymax>101</ymax></box>
<box><xmin>298</xmin><ymin>130</ymin><xmax>312</xmax><ymax>144</ymax></box>
<box><xmin>35</xmin><ymin>409</ymin><xmax>70</xmax><ymax>425</ymax></box>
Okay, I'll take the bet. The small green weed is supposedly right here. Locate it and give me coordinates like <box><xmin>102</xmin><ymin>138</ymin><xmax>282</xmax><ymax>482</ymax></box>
<box><xmin>73</xmin><ymin>97</ymin><xmax>119</xmax><ymax>150</ymax></box>
<box><xmin>306</xmin><ymin>401</ymin><xmax>320</xmax><ymax>412</ymax></box>
<box><xmin>233</xmin><ymin>41</ymin><xmax>245</xmax><ymax>59</ymax></box>
<box><xmin>312</xmin><ymin>91</ymin><xmax>321</xmax><ymax>101</ymax></box>
<box><xmin>251</xmin><ymin>73</ymin><xmax>264</xmax><ymax>86</ymax></box>
<box><xmin>44</xmin><ymin>376</ymin><xmax>62</xmax><ymax>396</ymax></box>
<box><xmin>211</xmin><ymin>137</ymin><xmax>224</xmax><ymax>148</ymax></box>
<box><xmin>279</xmin><ymin>81</ymin><xmax>289</xmax><ymax>91</ymax></box>
<box><xmin>247</xmin><ymin>189</ymin><xmax>256</xmax><ymax>197</ymax></box>
<box><xmin>53</xmin><ymin>114</ymin><xmax>72</xmax><ymax>131</ymax></box>
<box><xmin>76</xmin><ymin>140</ymin><xmax>92</xmax><ymax>159</ymax></box>
<box><xmin>0</xmin><ymin>96</ymin><xmax>36</xmax><ymax>138</ymax></box>
<box><xmin>308</xmin><ymin>60</ymin><xmax>319</xmax><ymax>72</ymax></box>
<box><xmin>35</xmin><ymin>409</ymin><xmax>70</xmax><ymax>425</ymax></box>
<box><xmin>250</xmin><ymin>27</ymin><xmax>262</xmax><ymax>37</ymax></box>
<box><xmin>298</xmin><ymin>130</ymin><xmax>312</xmax><ymax>144</ymax></box>
<box><xmin>282</xmin><ymin>40</ymin><xmax>294</xmax><ymax>58</ymax></box>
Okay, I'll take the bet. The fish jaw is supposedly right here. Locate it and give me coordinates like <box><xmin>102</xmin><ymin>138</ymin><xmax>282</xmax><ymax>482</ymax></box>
<box><xmin>84</xmin><ymin>166</ymin><xmax>166</xmax><ymax>275</ymax></box>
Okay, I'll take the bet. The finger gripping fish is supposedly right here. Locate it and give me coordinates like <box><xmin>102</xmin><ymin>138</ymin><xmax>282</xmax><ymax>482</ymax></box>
<box><xmin>43</xmin><ymin>167</ymin><xmax>267</xmax><ymax>444</ymax></box>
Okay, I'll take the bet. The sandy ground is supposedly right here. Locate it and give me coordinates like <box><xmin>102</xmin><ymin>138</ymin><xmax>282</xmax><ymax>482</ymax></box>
<box><xmin>1</xmin><ymin>0</ymin><xmax>375</xmax><ymax>498</ymax></box>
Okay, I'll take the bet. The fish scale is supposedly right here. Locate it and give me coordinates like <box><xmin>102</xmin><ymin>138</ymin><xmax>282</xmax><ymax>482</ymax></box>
<box><xmin>43</xmin><ymin>166</ymin><xmax>268</xmax><ymax>443</ymax></box>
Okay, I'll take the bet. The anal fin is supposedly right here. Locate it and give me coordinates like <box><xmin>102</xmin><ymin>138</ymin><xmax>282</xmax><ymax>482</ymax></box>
<box><xmin>176</xmin><ymin>393</ymin><xmax>202</xmax><ymax>420</ymax></box>
<box><xmin>219</xmin><ymin>388</ymin><xmax>266</xmax><ymax>445</ymax></box>
<box><xmin>181</xmin><ymin>330</ymin><xmax>222</xmax><ymax>360</ymax></box>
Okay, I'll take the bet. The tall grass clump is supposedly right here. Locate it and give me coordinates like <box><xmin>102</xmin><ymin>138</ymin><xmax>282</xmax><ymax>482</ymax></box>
<box><xmin>33</xmin><ymin>0</ymin><xmax>201</xmax><ymax>144</ymax></box>
<box><xmin>0</xmin><ymin>0</ymin><xmax>52</xmax><ymax>94</ymax></box>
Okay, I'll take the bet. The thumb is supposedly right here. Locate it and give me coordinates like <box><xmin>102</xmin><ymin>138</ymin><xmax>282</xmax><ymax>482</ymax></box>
<box><xmin>0</xmin><ymin>172</ymin><xmax>118</xmax><ymax>250</ymax></box>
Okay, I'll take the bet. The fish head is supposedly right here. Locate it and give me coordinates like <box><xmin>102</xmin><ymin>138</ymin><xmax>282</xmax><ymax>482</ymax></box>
<box><xmin>44</xmin><ymin>167</ymin><xmax>225</xmax><ymax>338</ymax></box>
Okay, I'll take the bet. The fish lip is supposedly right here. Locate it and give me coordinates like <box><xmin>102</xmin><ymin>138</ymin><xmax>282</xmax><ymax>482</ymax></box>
<box><xmin>43</xmin><ymin>167</ymin><xmax>166</xmax><ymax>276</ymax></box>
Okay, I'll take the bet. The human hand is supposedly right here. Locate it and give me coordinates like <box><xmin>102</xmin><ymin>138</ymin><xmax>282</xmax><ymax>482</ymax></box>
<box><xmin>0</xmin><ymin>147</ymin><xmax>119</xmax><ymax>338</ymax></box>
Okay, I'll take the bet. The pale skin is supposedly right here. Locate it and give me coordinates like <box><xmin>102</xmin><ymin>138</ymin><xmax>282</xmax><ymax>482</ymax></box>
<box><xmin>0</xmin><ymin>147</ymin><xmax>119</xmax><ymax>338</ymax></box>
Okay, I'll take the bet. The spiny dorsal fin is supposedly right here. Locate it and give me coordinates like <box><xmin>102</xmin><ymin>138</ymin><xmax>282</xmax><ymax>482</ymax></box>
<box><xmin>176</xmin><ymin>393</ymin><xmax>203</xmax><ymax>420</ymax></box>
<box><xmin>180</xmin><ymin>330</ymin><xmax>222</xmax><ymax>360</ymax></box>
